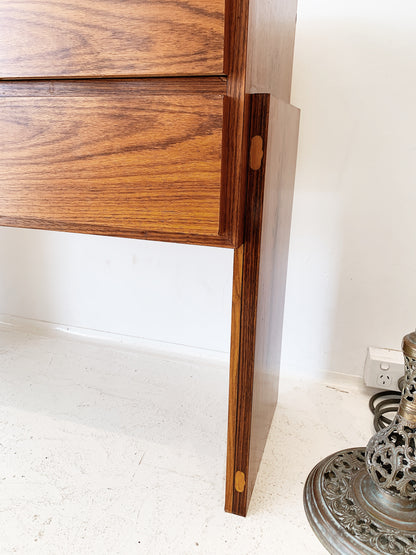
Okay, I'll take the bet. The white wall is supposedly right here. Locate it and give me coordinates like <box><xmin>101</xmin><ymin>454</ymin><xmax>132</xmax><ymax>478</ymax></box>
<box><xmin>0</xmin><ymin>228</ymin><xmax>234</xmax><ymax>354</ymax></box>
<box><xmin>1</xmin><ymin>0</ymin><xmax>416</xmax><ymax>377</ymax></box>
<box><xmin>282</xmin><ymin>0</ymin><xmax>416</xmax><ymax>376</ymax></box>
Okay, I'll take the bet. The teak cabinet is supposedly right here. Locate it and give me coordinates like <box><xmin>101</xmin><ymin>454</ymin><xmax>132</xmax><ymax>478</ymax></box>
<box><xmin>0</xmin><ymin>0</ymin><xmax>299</xmax><ymax>516</ymax></box>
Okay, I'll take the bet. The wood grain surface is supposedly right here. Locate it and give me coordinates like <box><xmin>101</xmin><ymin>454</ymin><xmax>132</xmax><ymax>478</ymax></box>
<box><xmin>0</xmin><ymin>79</ymin><xmax>226</xmax><ymax>239</ymax></box>
<box><xmin>225</xmin><ymin>94</ymin><xmax>270</xmax><ymax>515</ymax></box>
<box><xmin>0</xmin><ymin>0</ymin><xmax>300</xmax><ymax>517</ymax></box>
<box><xmin>247</xmin><ymin>98</ymin><xmax>299</xmax><ymax>506</ymax></box>
<box><xmin>222</xmin><ymin>0</ymin><xmax>299</xmax><ymax>516</ymax></box>
<box><xmin>246</xmin><ymin>0</ymin><xmax>298</xmax><ymax>101</ymax></box>
<box><xmin>225</xmin><ymin>95</ymin><xmax>299</xmax><ymax>516</ymax></box>
<box><xmin>220</xmin><ymin>0</ymin><xmax>297</xmax><ymax>245</ymax></box>
<box><xmin>0</xmin><ymin>0</ymin><xmax>224</xmax><ymax>78</ymax></box>
<box><xmin>220</xmin><ymin>0</ymin><xmax>251</xmax><ymax>245</ymax></box>
<box><xmin>225</xmin><ymin>242</ymin><xmax>244</xmax><ymax>512</ymax></box>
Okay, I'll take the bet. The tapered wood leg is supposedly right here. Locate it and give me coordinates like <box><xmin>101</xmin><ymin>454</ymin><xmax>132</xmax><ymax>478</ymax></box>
<box><xmin>225</xmin><ymin>94</ymin><xmax>300</xmax><ymax>516</ymax></box>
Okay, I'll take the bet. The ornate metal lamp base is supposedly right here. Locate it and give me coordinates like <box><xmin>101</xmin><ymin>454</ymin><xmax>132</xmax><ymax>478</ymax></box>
<box><xmin>304</xmin><ymin>448</ymin><xmax>416</xmax><ymax>555</ymax></box>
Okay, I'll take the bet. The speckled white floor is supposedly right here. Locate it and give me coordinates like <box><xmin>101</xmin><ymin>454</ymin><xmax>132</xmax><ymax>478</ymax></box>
<box><xmin>0</xmin><ymin>322</ymin><xmax>376</xmax><ymax>554</ymax></box>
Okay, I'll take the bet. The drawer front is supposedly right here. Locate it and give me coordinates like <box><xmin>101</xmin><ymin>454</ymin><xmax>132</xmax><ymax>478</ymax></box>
<box><xmin>0</xmin><ymin>1</ymin><xmax>224</xmax><ymax>79</ymax></box>
<box><xmin>0</xmin><ymin>79</ymin><xmax>226</xmax><ymax>239</ymax></box>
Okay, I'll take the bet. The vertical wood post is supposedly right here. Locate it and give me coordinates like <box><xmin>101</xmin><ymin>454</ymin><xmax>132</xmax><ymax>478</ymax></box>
<box><xmin>225</xmin><ymin>94</ymin><xmax>300</xmax><ymax>516</ymax></box>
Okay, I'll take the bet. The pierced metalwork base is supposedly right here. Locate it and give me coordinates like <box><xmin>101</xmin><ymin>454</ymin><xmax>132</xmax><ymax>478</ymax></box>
<box><xmin>304</xmin><ymin>448</ymin><xmax>416</xmax><ymax>555</ymax></box>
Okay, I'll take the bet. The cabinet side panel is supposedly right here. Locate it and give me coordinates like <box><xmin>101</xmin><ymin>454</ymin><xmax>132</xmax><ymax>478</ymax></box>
<box><xmin>246</xmin><ymin>0</ymin><xmax>298</xmax><ymax>101</ymax></box>
<box><xmin>221</xmin><ymin>0</ymin><xmax>298</xmax><ymax>245</ymax></box>
<box><xmin>225</xmin><ymin>95</ymin><xmax>299</xmax><ymax>516</ymax></box>
<box><xmin>225</xmin><ymin>94</ymin><xmax>269</xmax><ymax>516</ymax></box>
<box><xmin>247</xmin><ymin>98</ymin><xmax>300</xmax><ymax>502</ymax></box>
<box><xmin>220</xmin><ymin>0</ymin><xmax>251</xmax><ymax>245</ymax></box>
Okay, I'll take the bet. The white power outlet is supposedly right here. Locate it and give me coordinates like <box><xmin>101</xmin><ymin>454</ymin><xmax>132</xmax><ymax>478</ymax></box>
<box><xmin>364</xmin><ymin>347</ymin><xmax>404</xmax><ymax>390</ymax></box>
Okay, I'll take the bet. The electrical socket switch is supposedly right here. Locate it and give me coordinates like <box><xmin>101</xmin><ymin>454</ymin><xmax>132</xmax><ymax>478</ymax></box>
<box><xmin>364</xmin><ymin>347</ymin><xmax>404</xmax><ymax>391</ymax></box>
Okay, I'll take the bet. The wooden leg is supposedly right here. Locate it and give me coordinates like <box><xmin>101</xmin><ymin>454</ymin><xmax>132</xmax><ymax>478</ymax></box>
<box><xmin>225</xmin><ymin>94</ymin><xmax>300</xmax><ymax>516</ymax></box>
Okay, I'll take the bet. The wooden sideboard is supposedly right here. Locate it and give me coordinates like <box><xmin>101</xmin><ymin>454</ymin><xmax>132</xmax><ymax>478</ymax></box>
<box><xmin>0</xmin><ymin>0</ymin><xmax>299</xmax><ymax>516</ymax></box>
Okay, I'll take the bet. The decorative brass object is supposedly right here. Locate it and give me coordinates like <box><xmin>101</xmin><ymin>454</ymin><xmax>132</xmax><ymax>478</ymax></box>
<box><xmin>304</xmin><ymin>332</ymin><xmax>416</xmax><ymax>554</ymax></box>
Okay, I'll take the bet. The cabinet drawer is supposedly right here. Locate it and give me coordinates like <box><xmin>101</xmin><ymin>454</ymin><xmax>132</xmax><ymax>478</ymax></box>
<box><xmin>0</xmin><ymin>79</ymin><xmax>226</xmax><ymax>240</ymax></box>
<box><xmin>0</xmin><ymin>1</ymin><xmax>224</xmax><ymax>79</ymax></box>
